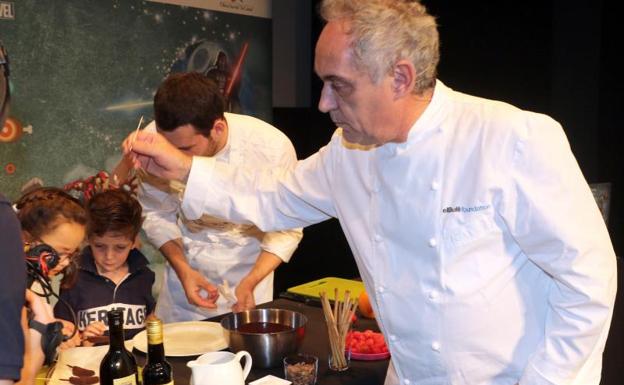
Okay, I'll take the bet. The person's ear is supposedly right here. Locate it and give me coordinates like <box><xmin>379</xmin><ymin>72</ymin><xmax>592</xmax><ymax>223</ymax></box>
<box><xmin>132</xmin><ymin>235</ymin><xmax>141</xmax><ymax>249</ymax></box>
<box><xmin>391</xmin><ymin>60</ymin><xmax>416</xmax><ymax>98</ymax></box>
<box><xmin>210</xmin><ymin>118</ymin><xmax>227</xmax><ymax>141</ymax></box>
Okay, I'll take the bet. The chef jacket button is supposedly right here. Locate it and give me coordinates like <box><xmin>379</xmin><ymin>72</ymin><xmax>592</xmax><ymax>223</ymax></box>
<box><xmin>372</xmin><ymin>182</ymin><xmax>380</xmax><ymax>193</ymax></box>
<box><xmin>428</xmin><ymin>290</ymin><xmax>439</xmax><ymax>300</ymax></box>
<box><xmin>374</xmin><ymin>234</ymin><xmax>383</xmax><ymax>243</ymax></box>
<box><xmin>428</xmin><ymin>238</ymin><xmax>437</xmax><ymax>247</ymax></box>
<box><xmin>377</xmin><ymin>286</ymin><xmax>385</xmax><ymax>294</ymax></box>
<box><xmin>431</xmin><ymin>341</ymin><xmax>441</xmax><ymax>351</ymax></box>
<box><xmin>431</xmin><ymin>181</ymin><xmax>439</xmax><ymax>191</ymax></box>
<box><xmin>403</xmin><ymin>379</ymin><xmax>411</xmax><ymax>385</ymax></box>
<box><xmin>389</xmin><ymin>334</ymin><xmax>397</xmax><ymax>342</ymax></box>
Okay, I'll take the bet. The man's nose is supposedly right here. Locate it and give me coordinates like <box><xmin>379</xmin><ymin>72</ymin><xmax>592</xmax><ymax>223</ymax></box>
<box><xmin>318</xmin><ymin>84</ymin><xmax>337</xmax><ymax>113</ymax></box>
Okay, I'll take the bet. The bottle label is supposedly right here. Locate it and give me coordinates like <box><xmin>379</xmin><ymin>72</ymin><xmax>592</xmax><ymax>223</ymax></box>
<box><xmin>113</xmin><ymin>374</ymin><xmax>137</xmax><ymax>385</ymax></box>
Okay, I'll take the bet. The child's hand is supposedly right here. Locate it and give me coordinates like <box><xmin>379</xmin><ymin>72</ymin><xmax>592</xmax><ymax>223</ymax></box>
<box><xmin>58</xmin><ymin>318</ymin><xmax>81</xmax><ymax>350</ymax></box>
<box><xmin>81</xmin><ymin>321</ymin><xmax>107</xmax><ymax>346</ymax></box>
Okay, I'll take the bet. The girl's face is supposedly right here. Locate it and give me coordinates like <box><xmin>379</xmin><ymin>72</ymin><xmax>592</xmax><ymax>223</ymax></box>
<box><xmin>38</xmin><ymin>221</ymin><xmax>85</xmax><ymax>276</ymax></box>
<box><xmin>89</xmin><ymin>232</ymin><xmax>135</xmax><ymax>276</ymax></box>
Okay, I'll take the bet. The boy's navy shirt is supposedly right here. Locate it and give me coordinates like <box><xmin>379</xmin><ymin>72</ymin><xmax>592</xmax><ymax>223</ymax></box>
<box><xmin>54</xmin><ymin>246</ymin><xmax>156</xmax><ymax>339</ymax></box>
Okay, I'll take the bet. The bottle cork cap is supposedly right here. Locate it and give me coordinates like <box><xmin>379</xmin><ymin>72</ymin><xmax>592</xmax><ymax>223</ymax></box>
<box><xmin>146</xmin><ymin>316</ymin><xmax>164</xmax><ymax>344</ymax></box>
<box><xmin>107</xmin><ymin>309</ymin><xmax>124</xmax><ymax>327</ymax></box>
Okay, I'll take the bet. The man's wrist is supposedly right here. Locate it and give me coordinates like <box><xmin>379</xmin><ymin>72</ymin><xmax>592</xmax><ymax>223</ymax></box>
<box><xmin>174</xmin><ymin>261</ymin><xmax>195</xmax><ymax>280</ymax></box>
<box><xmin>180</xmin><ymin>155</ymin><xmax>192</xmax><ymax>183</ymax></box>
<box><xmin>239</xmin><ymin>274</ymin><xmax>260</xmax><ymax>290</ymax></box>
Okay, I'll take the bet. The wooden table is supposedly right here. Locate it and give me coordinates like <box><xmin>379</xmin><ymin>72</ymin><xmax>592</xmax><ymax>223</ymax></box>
<box><xmin>132</xmin><ymin>298</ymin><xmax>390</xmax><ymax>385</ymax></box>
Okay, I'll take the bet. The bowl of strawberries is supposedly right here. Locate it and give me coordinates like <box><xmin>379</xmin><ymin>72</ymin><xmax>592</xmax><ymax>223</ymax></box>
<box><xmin>345</xmin><ymin>329</ymin><xmax>390</xmax><ymax>361</ymax></box>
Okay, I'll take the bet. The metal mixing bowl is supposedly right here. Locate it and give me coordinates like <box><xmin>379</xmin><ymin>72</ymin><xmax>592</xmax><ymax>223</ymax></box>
<box><xmin>220</xmin><ymin>308</ymin><xmax>308</xmax><ymax>368</ymax></box>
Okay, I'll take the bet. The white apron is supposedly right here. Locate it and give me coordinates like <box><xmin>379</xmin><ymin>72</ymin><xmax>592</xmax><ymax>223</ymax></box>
<box><xmin>155</xmin><ymin>214</ymin><xmax>273</xmax><ymax>323</ymax></box>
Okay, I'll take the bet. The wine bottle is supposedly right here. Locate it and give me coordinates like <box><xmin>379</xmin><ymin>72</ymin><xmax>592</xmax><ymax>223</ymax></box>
<box><xmin>142</xmin><ymin>317</ymin><xmax>173</xmax><ymax>385</ymax></box>
<box><xmin>99</xmin><ymin>309</ymin><xmax>138</xmax><ymax>385</ymax></box>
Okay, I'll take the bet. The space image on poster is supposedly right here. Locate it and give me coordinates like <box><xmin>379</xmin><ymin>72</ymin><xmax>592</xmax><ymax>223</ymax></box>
<box><xmin>0</xmin><ymin>0</ymin><xmax>271</xmax><ymax>199</ymax></box>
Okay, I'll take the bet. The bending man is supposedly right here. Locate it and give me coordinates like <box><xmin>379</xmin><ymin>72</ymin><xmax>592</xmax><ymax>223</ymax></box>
<box><xmin>123</xmin><ymin>1</ymin><xmax>616</xmax><ymax>384</ymax></box>
<box><xmin>126</xmin><ymin>72</ymin><xmax>302</xmax><ymax>321</ymax></box>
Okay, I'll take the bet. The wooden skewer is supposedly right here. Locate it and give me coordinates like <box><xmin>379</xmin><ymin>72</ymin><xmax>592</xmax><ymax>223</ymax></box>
<box><xmin>333</xmin><ymin>288</ymin><xmax>339</xmax><ymax>323</ymax></box>
<box><xmin>320</xmin><ymin>292</ymin><xmax>341</xmax><ymax>361</ymax></box>
<box><xmin>128</xmin><ymin>115</ymin><xmax>144</xmax><ymax>152</ymax></box>
<box><xmin>320</xmin><ymin>289</ymin><xmax>357</xmax><ymax>370</ymax></box>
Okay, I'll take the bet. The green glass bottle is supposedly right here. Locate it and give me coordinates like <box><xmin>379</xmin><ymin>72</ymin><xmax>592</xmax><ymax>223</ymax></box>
<box><xmin>99</xmin><ymin>309</ymin><xmax>138</xmax><ymax>385</ymax></box>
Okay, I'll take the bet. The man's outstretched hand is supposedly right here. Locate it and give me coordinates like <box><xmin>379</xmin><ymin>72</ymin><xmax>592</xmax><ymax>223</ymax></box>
<box><xmin>122</xmin><ymin>130</ymin><xmax>192</xmax><ymax>182</ymax></box>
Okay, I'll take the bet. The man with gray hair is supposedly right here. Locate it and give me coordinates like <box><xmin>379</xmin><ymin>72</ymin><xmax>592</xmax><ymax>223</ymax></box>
<box><xmin>123</xmin><ymin>1</ymin><xmax>616</xmax><ymax>384</ymax></box>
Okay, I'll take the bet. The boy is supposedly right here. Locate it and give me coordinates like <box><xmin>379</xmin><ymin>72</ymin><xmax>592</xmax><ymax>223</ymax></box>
<box><xmin>54</xmin><ymin>190</ymin><xmax>155</xmax><ymax>343</ymax></box>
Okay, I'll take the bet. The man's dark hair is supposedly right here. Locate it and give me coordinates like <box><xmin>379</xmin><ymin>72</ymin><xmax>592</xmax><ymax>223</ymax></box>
<box><xmin>87</xmin><ymin>190</ymin><xmax>143</xmax><ymax>240</ymax></box>
<box><xmin>154</xmin><ymin>72</ymin><xmax>226</xmax><ymax>137</ymax></box>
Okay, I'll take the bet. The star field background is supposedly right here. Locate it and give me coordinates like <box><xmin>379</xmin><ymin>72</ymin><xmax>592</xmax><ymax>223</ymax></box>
<box><xmin>0</xmin><ymin>0</ymin><xmax>272</xmax><ymax>199</ymax></box>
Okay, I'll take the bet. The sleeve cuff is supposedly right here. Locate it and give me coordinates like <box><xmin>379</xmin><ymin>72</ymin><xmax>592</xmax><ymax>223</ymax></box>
<box><xmin>260</xmin><ymin>229</ymin><xmax>304</xmax><ymax>263</ymax></box>
<box><xmin>182</xmin><ymin>156</ymin><xmax>217</xmax><ymax>220</ymax></box>
<box><xmin>0</xmin><ymin>364</ymin><xmax>22</xmax><ymax>381</ymax></box>
<box><xmin>142</xmin><ymin>220</ymin><xmax>183</xmax><ymax>249</ymax></box>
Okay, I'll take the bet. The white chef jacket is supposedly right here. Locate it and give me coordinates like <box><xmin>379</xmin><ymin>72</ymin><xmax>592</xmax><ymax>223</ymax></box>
<box><xmin>139</xmin><ymin>113</ymin><xmax>303</xmax><ymax>322</ymax></box>
<box><xmin>181</xmin><ymin>82</ymin><xmax>616</xmax><ymax>385</ymax></box>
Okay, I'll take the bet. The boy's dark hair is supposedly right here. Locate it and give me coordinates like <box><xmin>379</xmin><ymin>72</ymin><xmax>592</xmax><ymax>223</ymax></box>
<box><xmin>154</xmin><ymin>72</ymin><xmax>226</xmax><ymax>137</ymax></box>
<box><xmin>87</xmin><ymin>190</ymin><xmax>143</xmax><ymax>240</ymax></box>
<box><xmin>15</xmin><ymin>187</ymin><xmax>87</xmax><ymax>289</ymax></box>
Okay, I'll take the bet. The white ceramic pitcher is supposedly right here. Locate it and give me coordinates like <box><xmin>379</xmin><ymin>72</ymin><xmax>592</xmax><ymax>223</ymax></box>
<box><xmin>187</xmin><ymin>351</ymin><xmax>252</xmax><ymax>385</ymax></box>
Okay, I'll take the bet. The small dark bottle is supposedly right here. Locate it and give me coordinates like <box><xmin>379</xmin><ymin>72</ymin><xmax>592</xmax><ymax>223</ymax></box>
<box><xmin>142</xmin><ymin>317</ymin><xmax>173</xmax><ymax>385</ymax></box>
<box><xmin>99</xmin><ymin>309</ymin><xmax>138</xmax><ymax>385</ymax></box>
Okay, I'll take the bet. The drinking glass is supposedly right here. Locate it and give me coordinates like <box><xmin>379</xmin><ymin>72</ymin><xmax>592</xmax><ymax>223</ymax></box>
<box><xmin>283</xmin><ymin>354</ymin><xmax>318</xmax><ymax>385</ymax></box>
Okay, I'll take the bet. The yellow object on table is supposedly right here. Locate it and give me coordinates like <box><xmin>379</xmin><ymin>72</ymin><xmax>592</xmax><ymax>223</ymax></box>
<box><xmin>287</xmin><ymin>277</ymin><xmax>365</xmax><ymax>301</ymax></box>
<box><xmin>35</xmin><ymin>365</ymin><xmax>53</xmax><ymax>385</ymax></box>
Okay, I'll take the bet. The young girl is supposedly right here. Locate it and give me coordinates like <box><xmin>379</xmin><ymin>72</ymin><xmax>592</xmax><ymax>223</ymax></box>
<box><xmin>16</xmin><ymin>187</ymin><xmax>87</xmax><ymax>291</ymax></box>
<box><xmin>14</xmin><ymin>187</ymin><xmax>87</xmax><ymax>383</ymax></box>
<box><xmin>53</xmin><ymin>189</ymin><xmax>155</xmax><ymax>344</ymax></box>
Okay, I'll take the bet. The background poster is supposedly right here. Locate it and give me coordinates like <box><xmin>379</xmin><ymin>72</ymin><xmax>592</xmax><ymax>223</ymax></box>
<box><xmin>0</xmin><ymin>0</ymin><xmax>272</xmax><ymax>199</ymax></box>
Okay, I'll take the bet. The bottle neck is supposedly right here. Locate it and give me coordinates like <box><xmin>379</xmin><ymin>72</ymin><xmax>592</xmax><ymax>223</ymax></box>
<box><xmin>147</xmin><ymin>342</ymin><xmax>166</xmax><ymax>362</ymax></box>
<box><xmin>109</xmin><ymin>322</ymin><xmax>126</xmax><ymax>349</ymax></box>
<box><xmin>145</xmin><ymin>318</ymin><xmax>166</xmax><ymax>362</ymax></box>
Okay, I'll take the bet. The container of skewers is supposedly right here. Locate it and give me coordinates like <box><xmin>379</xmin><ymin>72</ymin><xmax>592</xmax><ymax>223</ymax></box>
<box><xmin>319</xmin><ymin>289</ymin><xmax>358</xmax><ymax>371</ymax></box>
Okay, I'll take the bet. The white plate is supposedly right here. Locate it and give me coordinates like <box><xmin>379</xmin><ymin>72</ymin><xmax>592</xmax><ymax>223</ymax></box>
<box><xmin>131</xmin><ymin>321</ymin><xmax>228</xmax><ymax>357</ymax></box>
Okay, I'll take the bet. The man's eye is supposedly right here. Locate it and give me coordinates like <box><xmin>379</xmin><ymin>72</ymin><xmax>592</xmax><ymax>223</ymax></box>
<box><xmin>332</xmin><ymin>82</ymin><xmax>352</xmax><ymax>96</ymax></box>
